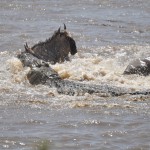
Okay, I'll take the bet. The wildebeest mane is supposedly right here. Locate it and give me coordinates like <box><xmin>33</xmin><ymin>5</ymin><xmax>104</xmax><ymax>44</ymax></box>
<box><xmin>31</xmin><ymin>28</ymin><xmax>61</xmax><ymax>50</ymax></box>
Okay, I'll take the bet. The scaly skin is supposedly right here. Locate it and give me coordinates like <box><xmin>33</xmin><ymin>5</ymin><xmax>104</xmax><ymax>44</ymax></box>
<box><xmin>17</xmin><ymin>52</ymin><xmax>150</xmax><ymax>96</ymax></box>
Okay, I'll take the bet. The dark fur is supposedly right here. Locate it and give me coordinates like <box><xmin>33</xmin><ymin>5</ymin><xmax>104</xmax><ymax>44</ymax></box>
<box><xmin>123</xmin><ymin>58</ymin><xmax>150</xmax><ymax>76</ymax></box>
<box><xmin>24</xmin><ymin>24</ymin><xmax>77</xmax><ymax>64</ymax></box>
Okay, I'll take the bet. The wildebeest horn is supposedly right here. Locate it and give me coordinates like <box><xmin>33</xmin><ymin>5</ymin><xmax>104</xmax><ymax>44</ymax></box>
<box><xmin>57</xmin><ymin>27</ymin><xmax>61</xmax><ymax>34</ymax></box>
<box><xmin>64</xmin><ymin>23</ymin><xmax>66</xmax><ymax>30</ymax></box>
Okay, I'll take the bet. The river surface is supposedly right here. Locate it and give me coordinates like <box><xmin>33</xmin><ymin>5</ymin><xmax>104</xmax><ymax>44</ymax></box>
<box><xmin>0</xmin><ymin>0</ymin><xmax>150</xmax><ymax>149</ymax></box>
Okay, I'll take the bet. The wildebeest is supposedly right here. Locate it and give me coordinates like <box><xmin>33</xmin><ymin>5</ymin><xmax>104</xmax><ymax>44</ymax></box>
<box><xmin>24</xmin><ymin>24</ymin><xmax>77</xmax><ymax>64</ymax></box>
<box><xmin>123</xmin><ymin>57</ymin><xmax>150</xmax><ymax>76</ymax></box>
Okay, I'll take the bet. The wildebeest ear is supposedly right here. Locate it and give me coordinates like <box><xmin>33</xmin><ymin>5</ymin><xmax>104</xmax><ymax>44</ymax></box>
<box><xmin>64</xmin><ymin>23</ymin><xmax>66</xmax><ymax>30</ymax></box>
<box><xmin>68</xmin><ymin>37</ymin><xmax>77</xmax><ymax>55</ymax></box>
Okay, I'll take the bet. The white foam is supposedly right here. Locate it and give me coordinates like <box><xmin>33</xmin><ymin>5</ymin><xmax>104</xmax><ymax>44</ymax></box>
<box><xmin>52</xmin><ymin>46</ymin><xmax>150</xmax><ymax>90</ymax></box>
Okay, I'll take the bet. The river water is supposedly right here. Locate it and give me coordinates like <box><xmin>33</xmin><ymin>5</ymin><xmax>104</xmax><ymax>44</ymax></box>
<box><xmin>0</xmin><ymin>0</ymin><xmax>150</xmax><ymax>149</ymax></box>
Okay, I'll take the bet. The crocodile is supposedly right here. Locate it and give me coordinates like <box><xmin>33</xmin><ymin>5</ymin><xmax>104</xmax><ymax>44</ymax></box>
<box><xmin>17</xmin><ymin>51</ymin><xmax>150</xmax><ymax>97</ymax></box>
<box><xmin>17</xmin><ymin>25</ymin><xmax>150</xmax><ymax>96</ymax></box>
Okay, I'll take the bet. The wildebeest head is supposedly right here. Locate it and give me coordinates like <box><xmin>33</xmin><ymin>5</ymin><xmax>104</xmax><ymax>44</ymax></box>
<box><xmin>24</xmin><ymin>24</ymin><xmax>77</xmax><ymax>64</ymax></box>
